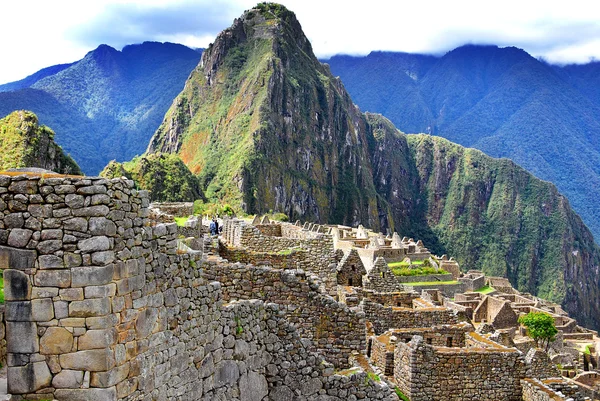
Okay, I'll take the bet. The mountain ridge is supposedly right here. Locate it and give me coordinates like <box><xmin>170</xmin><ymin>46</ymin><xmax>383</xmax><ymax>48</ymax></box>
<box><xmin>141</xmin><ymin>4</ymin><xmax>600</xmax><ymax>329</ymax></box>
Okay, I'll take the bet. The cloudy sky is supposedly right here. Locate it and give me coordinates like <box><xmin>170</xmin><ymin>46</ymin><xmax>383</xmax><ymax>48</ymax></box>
<box><xmin>1</xmin><ymin>0</ymin><xmax>599</xmax><ymax>84</ymax></box>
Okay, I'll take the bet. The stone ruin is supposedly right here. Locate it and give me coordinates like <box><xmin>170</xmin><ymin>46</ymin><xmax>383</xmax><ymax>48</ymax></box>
<box><xmin>1</xmin><ymin>172</ymin><xmax>599</xmax><ymax>400</ymax></box>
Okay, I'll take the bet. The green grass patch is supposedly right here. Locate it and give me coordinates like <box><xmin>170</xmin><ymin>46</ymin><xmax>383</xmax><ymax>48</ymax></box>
<box><xmin>403</xmin><ymin>280</ymin><xmax>459</xmax><ymax>286</ymax></box>
<box><xmin>388</xmin><ymin>260</ymin><xmax>426</xmax><ymax>268</ymax></box>
<box><xmin>390</xmin><ymin>266</ymin><xmax>448</xmax><ymax>277</ymax></box>
<box><xmin>367</xmin><ymin>372</ymin><xmax>380</xmax><ymax>382</ymax></box>
<box><xmin>584</xmin><ymin>344</ymin><xmax>593</xmax><ymax>355</ymax></box>
<box><xmin>174</xmin><ymin>217</ymin><xmax>190</xmax><ymax>227</ymax></box>
<box><xmin>277</xmin><ymin>247</ymin><xmax>301</xmax><ymax>256</ymax></box>
<box><xmin>0</xmin><ymin>272</ymin><xmax>4</xmax><ymax>304</ymax></box>
<box><xmin>395</xmin><ymin>387</ymin><xmax>410</xmax><ymax>401</ymax></box>
<box><xmin>474</xmin><ymin>285</ymin><xmax>495</xmax><ymax>294</ymax></box>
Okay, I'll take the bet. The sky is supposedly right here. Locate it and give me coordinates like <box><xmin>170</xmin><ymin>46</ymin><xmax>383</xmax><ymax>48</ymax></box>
<box><xmin>1</xmin><ymin>0</ymin><xmax>599</xmax><ymax>85</ymax></box>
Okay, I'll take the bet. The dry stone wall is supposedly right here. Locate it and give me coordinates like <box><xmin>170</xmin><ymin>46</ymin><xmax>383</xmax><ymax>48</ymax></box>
<box><xmin>363</xmin><ymin>300</ymin><xmax>458</xmax><ymax>335</ymax></box>
<box><xmin>0</xmin><ymin>173</ymin><xmax>395</xmax><ymax>401</ymax></box>
<box><xmin>394</xmin><ymin>336</ymin><xmax>526</xmax><ymax>401</ymax></box>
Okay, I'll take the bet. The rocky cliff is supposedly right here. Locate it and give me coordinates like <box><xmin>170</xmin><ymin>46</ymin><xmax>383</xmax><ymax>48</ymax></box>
<box><xmin>145</xmin><ymin>3</ymin><xmax>600</xmax><ymax>329</ymax></box>
<box><xmin>0</xmin><ymin>110</ymin><xmax>81</xmax><ymax>174</ymax></box>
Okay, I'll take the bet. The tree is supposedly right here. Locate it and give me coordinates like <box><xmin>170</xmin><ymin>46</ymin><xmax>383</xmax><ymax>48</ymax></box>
<box><xmin>518</xmin><ymin>312</ymin><xmax>558</xmax><ymax>351</ymax></box>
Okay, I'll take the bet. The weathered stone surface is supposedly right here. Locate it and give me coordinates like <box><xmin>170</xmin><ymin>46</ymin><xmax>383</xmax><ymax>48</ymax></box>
<box><xmin>85</xmin><ymin>284</ymin><xmax>116</xmax><ymax>299</ymax></box>
<box><xmin>78</xmin><ymin>328</ymin><xmax>117</xmax><ymax>350</ymax></box>
<box><xmin>135</xmin><ymin>307</ymin><xmax>158</xmax><ymax>338</ymax></box>
<box><xmin>8</xmin><ymin>180</ymin><xmax>37</xmax><ymax>194</ymax></box>
<box><xmin>5</xmin><ymin>301</ymin><xmax>32</xmax><ymax>321</ymax></box>
<box><xmin>0</xmin><ymin>245</ymin><xmax>36</xmax><ymax>269</ymax></box>
<box><xmin>90</xmin><ymin>363</ymin><xmax>129</xmax><ymax>387</ymax></box>
<box><xmin>52</xmin><ymin>369</ymin><xmax>84</xmax><ymax>388</ymax></box>
<box><xmin>4</xmin><ymin>213</ymin><xmax>24</xmax><ymax>229</ymax></box>
<box><xmin>71</xmin><ymin>264</ymin><xmax>114</xmax><ymax>287</ymax></box>
<box><xmin>215</xmin><ymin>360</ymin><xmax>240</xmax><ymax>388</ymax></box>
<box><xmin>54</xmin><ymin>184</ymin><xmax>76</xmax><ymax>194</ymax></box>
<box><xmin>31</xmin><ymin>298</ymin><xmax>54</xmax><ymax>321</ymax></box>
<box><xmin>300</xmin><ymin>377</ymin><xmax>323</xmax><ymax>395</ymax></box>
<box><xmin>39</xmin><ymin>254</ymin><xmax>64</xmax><ymax>269</ymax></box>
<box><xmin>6</xmin><ymin>321</ymin><xmax>38</xmax><ymax>353</ymax></box>
<box><xmin>32</xmin><ymin>287</ymin><xmax>59</xmax><ymax>298</ymax></box>
<box><xmin>65</xmin><ymin>193</ymin><xmax>85</xmax><ymax>208</ymax></box>
<box><xmin>72</xmin><ymin>205</ymin><xmax>110</xmax><ymax>217</ymax></box>
<box><xmin>7</xmin><ymin>362</ymin><xmax>51</xmax><ymax>394</ymax></box>
<box><xmin>28</xmin><ymin>204</ymin><xmax>53</xmax><ymax>218</ymax></box>
<box><xmin>91</xmin><ymin>250</ymin><xmax>115</xmax><ymax>265</ymax></box>
<box><xmin>34</xmin><ymin>270</ymin><xmax>71</xmax><ymax>288</ymax></box>
<box><xmin>59</xmin><ymin>349</ymin><xmax>116</xmax><ymax>371</ymax></box>
<box><xmin>63</xmin><ymin>217</ymin><xmax>87</xmax><ymax>232</ymax></box>
<box><xmin>7</xmin><ymin>228</ymin><xmax>33</xmax><ymax>248</ymax></box>
<box><xmin>89</xmin><ymin>217</ymin><xmax>117</xmax><ymax>236</ymax></box>
<box><xmin>64</xmin><ymin>252</ymin><xmax>83</xmax><ymax>267</ymax></box>
<box><xmin>69</xmin><ymin>298</ymin><xmax>111</xmax><ymax>317</ymax></box>
<box><xmin>37</xmin><ymin>239</ymin><xmax>62</xmax><ymax>254</ymax></box>
<box><xmin>40</xmin><ymin>228</ymin><xmax>63</xmax><ymax>240</ymax></box>
<box><xmin>40</xmin><ymin>327</ymin><xmax>74</xmax><ymax>355</ymax></box>
<box><xmin>77</xmin><ymin>185</ymin><xmax>107</xmax><ymax>195</ymax></box>
<box><xmin>4</xmin><ymin>269</ymin><xmax>31</xmax><ymax>300</ymax></box>
<box><xmin>78</xmin><ymin>236</ymin><xmax>110</xmax><ymax>252</ymax></box>
<box><xmin>55</xmin><ymin>387</ymin><xmax>118</xmax><ymax>401</ymax></box>
<box><xmin>239</xmin><ymin>371</ymin><xmax>268</xmax><ymax>401</ymax></box>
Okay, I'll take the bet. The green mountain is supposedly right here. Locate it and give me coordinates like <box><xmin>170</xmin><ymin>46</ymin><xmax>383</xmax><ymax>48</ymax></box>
<box><xmin>0</xmin><ymin>42</ymin><xmax>201</xmax><ymax>175</ymax></box>
<box><xmin>324</xmin><ymin>47</ymin><xmax>600</xmax><ymax>241</ymax></box>
<box><xmin>0</xmin><ymin>110</ymin><xmax>81</xmax><ymax>174</ymax></box>
<box><xmin>140</xmin><ymin>4</ymin><xmax>600</xmax><ymax>329</ymax></box>
<box><xmin>101</xmin><ymin>153</ymin><xmax>203</xmax><ymax>202</ymax></box>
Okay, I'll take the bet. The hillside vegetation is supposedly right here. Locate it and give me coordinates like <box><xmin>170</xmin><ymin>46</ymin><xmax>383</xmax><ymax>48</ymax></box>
<box><xmin>325</xmin><ymin>47</ymin><xmax>600</xmax><ymax>240</ymax></box>
<box><xmin>140</xmin><ymin>4</ymin><xmax>600</xmax><ymax>329</ymax></box>
<box><xmin>0</xmin><ymin>110</ymin><xmax>80</xmax><ymax>174</ymax></box>
<box><xmin>0</xmin><ymin>42</ymin><xmax>201</xmax><ymax>174</ymax></box>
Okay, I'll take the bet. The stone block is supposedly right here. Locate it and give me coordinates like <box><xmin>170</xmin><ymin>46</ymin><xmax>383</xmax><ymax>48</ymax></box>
<box><xmin>215</xmin><ymin>360</ymin><xmax>239</xmax><ymax>388</ymax></box>
<box><xmin>40</xmin><ymin>229</ymin><xmax>63</xmax><ymax>241</ymax></box>
<box><xmin>59</xmin><ymin>349</ymin><xmax>116</xmax><ymax>371</ymax></box>
<box><xmin>85</xmin><ymin>284</ymin><xmax>116</xmax><ymax>298</ymax></box>
<box><xmin>240</xmin><ymin>371</ymin><xmax>268</xmax><ymax>401</ymax></box>
<box><xmin>5</xmin><ymin>301</ymin><xmax>32</xmax><ymax>321</ymax></box>
<box><xmin>37</xmin><ymin>239</ymin><xmax>62</xmax><ymax>254</ymax></box>
<box><xmin>4</xmin><ymin>213</ymin><xmax>24</xmax><ymax>229</ymax></box>
<box><xmin>54</xmin><ymin>300</ymin><xmax>69</xmax><ymax>319</ymax></box>
<box><xmin>7</xmin><ymin>228</ymin><xmax>33</xmax><ymax>248</ymax></box>
<box><xmin>28</xmin><ymin>204</ymin><xmax>52</xmax><ymax>218</ymax></box>
<box><xmin>65</xmin><ymin>193</ymin><xmax>85</xmax><ymax>209</ymax></box>
<box><xmin>0</xmin><ymin>245</ymin><xmax>36</xmax><ymax>269</ymax></box>
<box><xmin>31</xmin><ymin>287</ymin><xmax>58</xmax><ymax>299</ymax></box>
<box><xmin>59</xmin><ymin>288</ymin><xmax>84</xmax><ymax>301</ymax></box>
<box><xmin>72</xmin><ymin>205</ymin><xmax>110</xmax><ymax>217</ymax></box>
<box><xmin>78</xmin><ymin>328</ymin><xmax>117</xmax><ymax>350</ymax></box>
<box><xmin>78</xmin><ymin>236</ymin><xmax>110</xmax><ymax>252</ymax></box>
<box><xmin>63</xmin><ymin>217</ymin><xmax>87</xmax><ymax>232</ymax></box>
<box><xmin>86</xmin><ymin>314</ymin><xmax>119</xmax><ymax>330</ymax></box>
<box><xmin>34</xmin><ymin>270</ymin><xmax>71</xmax><ymax>288</ymax></box>
<box><xmin>55</xmin><ymin>387</ymin><xmax>117</xmax><ymax>401</ymax></box>
<box><xmin>59</xmin><ymin>318</ymin><xmax>86</xmax><ymax>327</ymax></box>
<box><xmin>39</xmin><ymin>254</ymin><xmax>64</xmax><ymax>269</ymax></box>
<box><xmin>92</xmin><ymin>250</ymin><xmax>115</xmax><ymax>265</ymax></box>
<box><xmin>54</xmin><ymin>184</ymin><xmax>76</xmax><ymax>194</ymax></box>
<box><xmin>76</xmin><ymin>185</ymin><xmax>107</xmax><ymax>195</ymax></box>
<box><xmin>89</xmin><ymin>217</ymin><xmax>117</xmax><ymax>236</ymax></box>
<box><xmin>52</xmin><ymin>369</ymin><xmax>84</xmax><ymax>388</ymax></box>
<box><xmin>31</xmin><ymin>298</ymin><xmax>54</xmax><ymax>321</ymax></box>
<box><xmin>6</xmin><ymin>321</ymin><xmax>38</xmax><ymax>353</ymax></box>
<box><xmin>8</xmin><ymin>180</ymin><xmax>37</xmax><ymax>194</ymax></box>
<box><xmin>7</xmin><ymin>362</ymin><xmax>51</xmax><ymax>394</ymax></box>
<box><xmin>72</xmin><ymin>264</ymin><xmax>114</xmax><ymax>287</ymax></box>
<box><xmin>64</xmin><ymin>252</ymin><xmax>83</xmax><ymax>267</ymax></box>
<box><xmin>135</xmin><ymin>308</ymin><xmax>158</xmax><ymax>338</ymax></box>
<box><xmin>69</xmin><ymin>298</ymin><xmax>111</xmax><ymax>317</ymax></box>
<box><xmin>4</xmin><ymin>269</ymin><xmax>32</xmax><ymax>300</ymax></box>
<box><xmin>91</xmin><ymin>363</ymin><xmax>129</xmax><ymax>387</ymax></box>
<box><xmin>40</xmin><ymin>327</ymin><xmax>74</xmax><ymax>355</ymax></box>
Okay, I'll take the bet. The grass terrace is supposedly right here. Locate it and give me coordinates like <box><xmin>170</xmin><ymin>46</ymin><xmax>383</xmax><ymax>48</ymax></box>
<box><xmin>389</xmin><ymin>260</ymin><xmax>448</xmax><ymax>277</ymax></box>
<box><xmin>402</xmin><ymin>280</ymin><xmax>459</xmax><ymax>286</ymax></box>
<box><xmin>474</xmin><ymin>285</ymin><xmax>495</xmax><ymax>294</ymax></box>
<box><xmin>174</xmin><ymin>216</ymin><xmax>190</xmax><ymax>227</ymax></box>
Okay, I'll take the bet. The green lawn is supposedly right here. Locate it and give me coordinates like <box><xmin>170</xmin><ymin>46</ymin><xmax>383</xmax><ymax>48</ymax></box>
<box><xmin>474</xmin><ymin>285</ymin><xmax>495</xmax><ymax>294</ymax></box>
<box><xmin>390</xmin><ymin>266</ymin><xmax>448</xmax><ymax>277</ymax></box>
<box><xmin>388</xmin><ymin>260</ymin><xmax>425</xmax><ymax>269</ymax></box>
<box><xmin>0</xmin><ymin>274</ymin><xmax>4</xmax><ymax>304</ymax></box>
<box><xmin>402</xmin><ymin>280</ymin><xmax>459</xmax><ymax>286</ymax></box>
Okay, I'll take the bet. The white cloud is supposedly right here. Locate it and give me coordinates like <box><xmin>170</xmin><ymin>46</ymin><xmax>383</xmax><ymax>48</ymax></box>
<box><xmin>0</xmin><ymin>0</ymin><xmax>599</xmax><ymax>84</ymax></box>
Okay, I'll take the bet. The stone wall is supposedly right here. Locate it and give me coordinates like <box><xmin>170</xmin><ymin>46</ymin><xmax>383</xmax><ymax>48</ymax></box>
<box><xmin>0</xmin><ymin>173</ymin><xmax>397</xmax><ymax>401</ymax></box>
<box><xmin>149</xmin><ymin>202</ymin><xmax>193</xmax><ymax>217</ymax></box>
<box><xmin>200</xmin><ymin>262</ymin><xmax>365</xmax><ymax>368</ymax></box>
<box><xmin>400</xmin><ymin>282</ymin><xmax>465</xmax><ymax>297</ymax></box>
<box><xmin>0</xmin><ymin>306</ymin><xmax>5</xmax><ymax>366</ymax></box>
<box><xmin>394</xmin><ymin>336</ymin><xmax>526</xmax><ymax>401</ymax></box>
<box><xmin>396</xmin><ymin>273</ymin><xmax>453</xmax><ymax>283</ymax></box>
<box><xmin>358</xmin><ymin>289</ymin><xmax>418</xmax><ymax>308</ymax></box>
<box><xmin>522</xmin><ymin>379</ymin><xmax>568</xmax><ymax>401</ymax></box>
<box><xmin>363</xmin><ymin>300</ymin><xmax>458</xmax><ymax>335</ymax></box>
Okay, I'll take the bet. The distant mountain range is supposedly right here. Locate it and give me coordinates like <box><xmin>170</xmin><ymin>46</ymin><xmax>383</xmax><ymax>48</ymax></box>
<box><xmin>324</xmin><ymin>47</ymin><xmax>600</xmax><ymax>239</ymax></box>
<box><xmin>0</xmin><ymin>42</ymin><xmax>202</xmax><ymax>174</ymax></box>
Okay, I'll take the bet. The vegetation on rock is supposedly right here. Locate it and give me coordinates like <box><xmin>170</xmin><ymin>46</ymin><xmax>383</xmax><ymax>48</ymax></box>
<box><xmin>0</xmin><ymin>110</ymin><xmax>81</xmax><ymax>174</ymax></box>
<box><xmin>100</xmin><ymin>153</ymin><xmax>203</xmax><ymax>202</ymax></box>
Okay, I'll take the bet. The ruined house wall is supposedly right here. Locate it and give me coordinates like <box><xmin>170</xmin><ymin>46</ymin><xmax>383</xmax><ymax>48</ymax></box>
<box><xmin>253</xmin><ymin>224</ymin><xmax>281</xmax><ymax>237</ymax></box>
<box><xmin>149</xmin><ymin>202</ymin><xmax>193</xmax><ymax>217</ymax></box>
<box><xmin>521</xmin><ymin>379</ymin><xmax>567</xmax><ymax>401</ymax></box>
<box><xmin>394</xmin><ymin>336</ymin><xmax>526</xmax><ymax>401</ymax></box>
<box><xmin>369</xmin><ymin>337</ymin><xmax>394</xmax><ymax>376</ymax></box>
<box><xmin>363</xmin><ymin>300</ymin><xmax>458</xmax><ymax>335</ymax></box>
<box><xmin>357</xmin><ymin>289</ymin><xmax>418</xmax><ymax>308</ymax></box>
<box><xmin>200</xmin><ymin>262</ymin><xmax>365</xmax><ymax>368</ymax></box>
